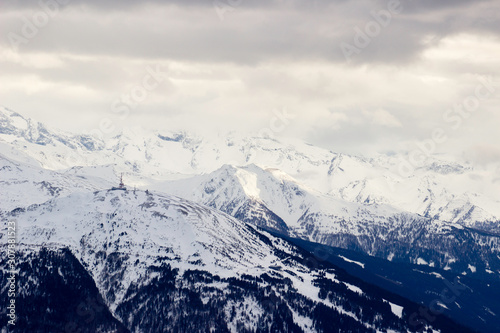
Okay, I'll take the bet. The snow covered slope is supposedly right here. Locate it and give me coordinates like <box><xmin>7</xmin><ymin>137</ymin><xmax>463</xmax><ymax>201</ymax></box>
<box><xmin>157</xmin><ymin>163</ymin><xmax>406</xmax><ymax>235</ymax></box>
<box><xmin>1</xmin><ymin>105</ymin><xmax>496</xmax><ymax>332</ymax></box>
<box><xmin>0</xmin><ymin>154</ymin><xmax>114</xmax><ymax>212</ymax></box>
<box><xmin>2</xmin><ymin>107</ymin><xmax>500</xmax><ymax>277</ymax></box>
<box><xmin>1</xmin><ymin>106</ymin><xmax>499</xmax><ymax>232</ymax></box>
<box><xmin>12</xmin><ymin>190</ymin><xmax>287</xmax><ymax>308</ymax></box>
<box><xmin>156</xmin><ymin>164</ymin><xmax>500</xmax><ymax>277</ymax></box>
<box><xmin>3</xmin><ymin>146</ymin><xmax>499</xmax><ymax>281</ymax></box>
<box><xmin>1</xmin><ymin>189</ymin><xmax>472</xmax><ymax>332</ymax></box>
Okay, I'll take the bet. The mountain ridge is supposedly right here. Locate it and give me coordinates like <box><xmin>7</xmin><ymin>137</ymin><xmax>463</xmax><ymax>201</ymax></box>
<box><xmin>1</xmin><ymin>106</ymin><xmax>498</xmax><ymax>332</ymax></box>
<box><xmin>1</xmin><ymin>189</ymin><xmax>476</xmax><ymax>332</ymax></box>
<box><xmin>1</xmin><ymin>106</ymin><xmax>499</xmax><ymax>232</ymax></box>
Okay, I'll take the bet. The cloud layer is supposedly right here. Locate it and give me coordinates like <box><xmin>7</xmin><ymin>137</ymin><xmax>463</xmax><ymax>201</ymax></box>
<box><xmin>1</xmin><ymin>0</ymin><xmax>499</xmax><ymax>162</ymax></box>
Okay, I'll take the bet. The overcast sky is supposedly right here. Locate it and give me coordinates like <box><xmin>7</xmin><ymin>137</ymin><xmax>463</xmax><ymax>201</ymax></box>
<box><xmin>1</xmin><ymin>0</ymin><xmax>499</xmax><ymax>163</ymax></box>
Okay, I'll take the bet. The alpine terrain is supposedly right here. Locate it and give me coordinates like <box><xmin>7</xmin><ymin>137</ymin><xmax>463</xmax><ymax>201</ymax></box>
<box><xmin>1</xmin><ymin>106</ymin><xmax>499</xmax><ymax>332</ymax></box>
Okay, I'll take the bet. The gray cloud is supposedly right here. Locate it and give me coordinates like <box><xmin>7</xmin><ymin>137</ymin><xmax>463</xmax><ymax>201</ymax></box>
<box><xmin>1</xmin><ymin>0</ymin><xmax>499</xmax><ymax>65</ymax></box>
<box><xmin>0</xmin><ymin>0</ymin><xmax>499</xmax><ymax>163</ymax></box>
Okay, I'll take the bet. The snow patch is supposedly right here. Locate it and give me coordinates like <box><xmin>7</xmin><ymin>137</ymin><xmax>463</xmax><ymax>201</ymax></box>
<box><xmin>436</xmin><ymin>302</ymin><xmax>449</xmax><ymax>310</ymax></box>
<box><xmin>343</xmin><ymin>282</ymin><xmax>363</xmax><ymax>295</ymax></box>
<box><xmin>387</xmin><ymin>301</ymin><xmax>404</xmax><ymax>318</ymax></box>
<box><xmin>429</xmin><ymin>272</ymin><xmax>444</xmax><ymax>279</ymax></box>
<box><xmin>338</xmin><ymin>255</ymin><xmax>365</xmax><ymax>268</ymax></box>
<box><xmin>235</xmin><ymin>168</ymin><xmax>261</xmax><ymax>199</ymax></box>
<box><xmin>417</xmin><ymin>258</ymin><xmax>428</xmax><ymax>265</ymax></box>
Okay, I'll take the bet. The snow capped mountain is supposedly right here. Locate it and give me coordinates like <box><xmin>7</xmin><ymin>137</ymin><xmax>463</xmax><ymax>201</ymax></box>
<box><xmin>0</xmin><ymin>107</ymin><xmax>105</xmax><ymax>168</ymax></box>
<box><xmin>1</xmin><ymin>106</ymin><xmax>499</xmax><ymax>233</ymax></box>
<box><xmin>332</xmin><ymin>154</ymin><xmax>500</xmax><ymax>233</ymax></box>
<box><xmin>2</xmin><ymin>106</ymin><xmax>500</xmax><ymax>273</ymax></box>
<box><xmin>1</xmin><ymin>106</ymin><xmax>498</xmax><ymax>332</ymax></box>
<box><xmin>12</xmin><ymin>190</ymin><xmax>288</xmax><ymax>307</ymax></box>
<box><xmin>155</xmin><ymin>164</ymin><xmax>500</xmax><ymax>277</ymax></box>
<box><xmin>1</xmin><ymin>189</ymin><xmax>473</xmax><ymax>332</ymax></box>
<box><xmin>3</xmin><ymin>142</ymin><xmax>499</xmax><ymax>280</ymax></box>
<box><xmin>157</xmin><ymin>163</ymin><xmax>406</xmax><ymax>235</ymax></box>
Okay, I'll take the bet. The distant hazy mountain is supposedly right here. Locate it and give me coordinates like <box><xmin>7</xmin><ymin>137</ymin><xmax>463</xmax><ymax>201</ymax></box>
<box><xmin>2</xmin><ymin>106</ymin><xmax>499</xmax><ymax>233</ymax></box>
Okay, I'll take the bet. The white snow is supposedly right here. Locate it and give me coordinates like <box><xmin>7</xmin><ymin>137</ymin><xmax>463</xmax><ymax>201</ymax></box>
<box><xmin>1</xmin><ymin>106</ymin><xmax>498</xmax><ymax>333</ymax></box>
<box><xmin>387</xmin><ymin>301</ymin><xmax>404</xmax><ymax>318</ymax></box>
<box><xmin>1</xmin><ymin>106</ymin><xmax>499</xmax><ymax>232</ymax></box>
<box><xmin>11</xmin><ymin>190</ymin><xmax>285</xmax><ymax>309</ymax></box>
<box><xmin>417</xmin><ymin>258</ymin><xmax>428</xmax><ymax>265</ymax></box>
<box><xmin>436</xmin><ymin>302</ymin><xmax>449</xmax><ymax>310</ymax></box>
<box><xmin>287</xmin><ymin>306</ymin><xmax>315</xmax><ymax>333</ymax></box>
<box><xmin>343</xmin><ymin>282</ymin><xmax>363</xmax><ymax>295</ymax></box>
<box><xmin>338</xmin><ymin>255</ymin><xmax>365</xmax><ymax>268</ymax></box>
<box><xmin>429</xmin><ymin>272</ymin><xmax>444</xmax><ymax>279</ymax></box>
<box><xmin>235</xmin><ymin>168</ymin><xmax>261</xmax><ymax>199</ymax></box>
<box><xmin>9</xmin><ymin>114</ymin><xmax>28</xmax><ymax>130</ymax></box>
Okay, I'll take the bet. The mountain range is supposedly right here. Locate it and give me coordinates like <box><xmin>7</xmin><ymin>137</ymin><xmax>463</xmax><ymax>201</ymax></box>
<box><xmin>1</xmin><ymin>106</ymin><xmax>499</xmax><ymax>332</ymax></box>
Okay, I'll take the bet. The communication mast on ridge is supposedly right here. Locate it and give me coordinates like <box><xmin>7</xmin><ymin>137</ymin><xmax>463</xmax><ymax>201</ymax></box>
<box><xmin>111</xmin><ymin>173</ymin><xmax>127</xmax><ymax>191</ymax></box>
<box><xmin>119</xmin><ymin>173</ymin><xmax>125</xmax><ymax>189</ymax></box>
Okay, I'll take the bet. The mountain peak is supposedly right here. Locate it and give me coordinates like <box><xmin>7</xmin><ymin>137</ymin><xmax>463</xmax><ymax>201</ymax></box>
<box><xmin>0</xmin><ymin>106</ymin><xmax>31</xmax><ymax>134</ymax></box>
<box><xmin>2</xmin><ymin>106</ymin><xmax>499</xmax><ymax>230</ymax></box>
